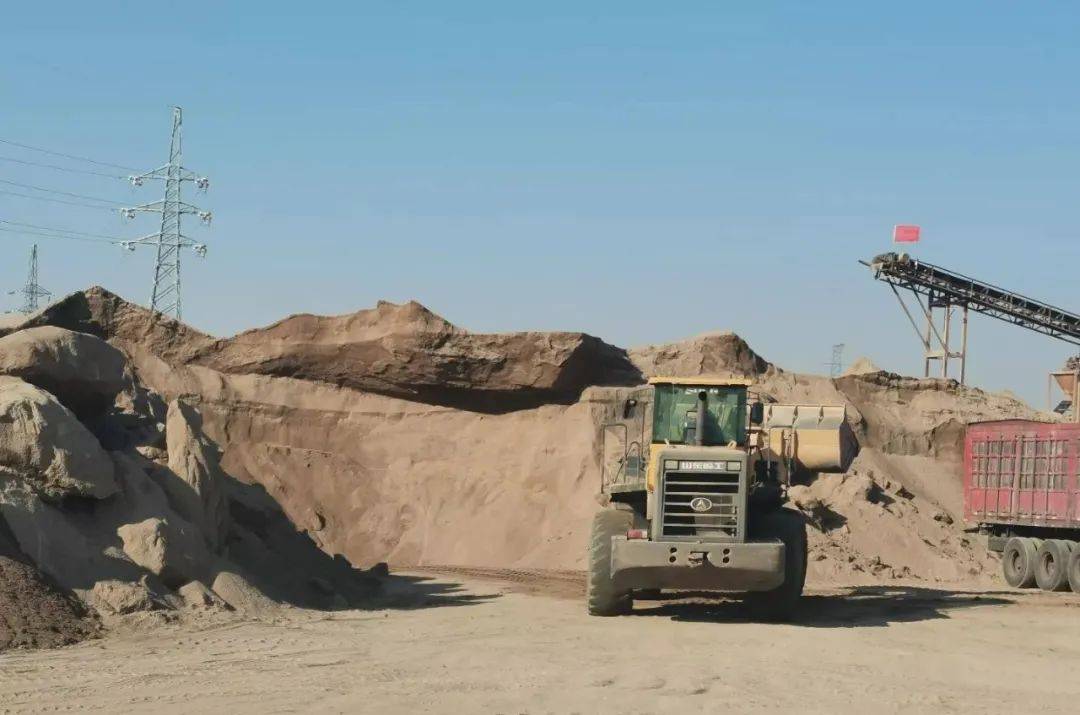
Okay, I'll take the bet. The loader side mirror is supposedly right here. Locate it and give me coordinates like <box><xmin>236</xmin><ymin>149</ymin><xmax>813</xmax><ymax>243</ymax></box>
<box><xmin>749</xmin><ymin>402</ymin><xmax>764</xmax><ymax>426</ymax></box>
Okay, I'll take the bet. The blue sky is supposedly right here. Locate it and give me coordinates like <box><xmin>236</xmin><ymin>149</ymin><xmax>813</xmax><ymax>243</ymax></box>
<box><xmin>2</xmin><ymin>2</ymin><xmax>1078</xmax><ymax>405</ymax></box>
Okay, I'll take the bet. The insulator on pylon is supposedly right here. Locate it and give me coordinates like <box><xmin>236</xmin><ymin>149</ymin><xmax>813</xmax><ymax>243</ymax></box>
<box><xmin>120</xmin><ymin>241</ymin><xmax>136</xmax><ymax>252</ymax></box>
<box><xmin>196</xmin><ymin>177</ymin><xmax>210</xmax><ymax>191</ymax></box>
<box><xmin>120</xmin><ymin>208</ymin><xmax>136</xmax><ymax>220</ymax></box>
<box><xmin>129</xmin><ymin>176</ymin><xmax>143</xmax><ymax>187</ymax></box>
<box><xmin>192</xmin><ymin>243</ymin><xmax>207</xmax><ymax>257</ymax></box>
<box><xmin>198</xmin><ymin>211</ymin><xmax>212</xmax><ymax>225</ymax></box>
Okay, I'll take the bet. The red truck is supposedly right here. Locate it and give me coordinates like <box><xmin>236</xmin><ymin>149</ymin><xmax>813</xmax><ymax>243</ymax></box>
<box><xmin>964</xmin><ymin>420</ymin><xmax>1080</xmax><ymax>593</ymax></box>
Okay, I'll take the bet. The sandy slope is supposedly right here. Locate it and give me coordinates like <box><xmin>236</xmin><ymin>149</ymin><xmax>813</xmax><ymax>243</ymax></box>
<box><xmin>2</xmin><ymin>570</ymin><xmax>1079</xmax><ymax>714</ymax></box>
<box><xmin>122</xmin><ymin>345</ymin><xmax>618</xmax><ymax>570</ymax></box>
<box><xmin>121</xmin><ymin>342</ymin><xmax>1028</xmax><ymax>587</ymax></box>
<box><xmin>2</xmin><ymin>286</ymin><xmax>1061</xmax><ymax>631</ymax></box>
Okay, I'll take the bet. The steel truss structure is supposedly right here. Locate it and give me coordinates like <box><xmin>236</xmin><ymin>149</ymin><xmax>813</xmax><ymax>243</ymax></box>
<box><xmin>121</xmin><ymin>107</ymin><xmax>211</xmax><ymax>321</ymax></box>
<box><xmin>864</xmin><ymin>253</ymin><xmax>1080</xmax><ymax>384</ymax></box>
<box><xmin>11</xmin><ymin>244</ymin><xmax>51</xmax><ymax>313</ymax></box>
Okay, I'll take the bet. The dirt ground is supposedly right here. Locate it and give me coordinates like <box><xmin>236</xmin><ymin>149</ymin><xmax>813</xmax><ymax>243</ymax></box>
<box><xmin>3</xmin><ymin>569</ymin><xmax>1080</xmax><ymax>714</ymax></box>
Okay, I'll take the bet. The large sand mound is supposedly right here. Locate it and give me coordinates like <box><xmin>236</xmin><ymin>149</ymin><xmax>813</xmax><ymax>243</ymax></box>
<box><xmin>13</xmin><ymin>288</ymin><xmax>641</xmax><ymax>412</ymax></box>
<box><xmin>109</xmin><ymin>290</ymin><xmax>1047</xmax><ymax>577</ymax></box>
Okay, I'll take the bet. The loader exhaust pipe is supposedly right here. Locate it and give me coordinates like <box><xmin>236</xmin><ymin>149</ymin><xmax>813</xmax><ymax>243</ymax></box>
<box><xmin>695</xmin><ymin>390</ymin><xmax>707</xmax><ymax>446</ymax></box>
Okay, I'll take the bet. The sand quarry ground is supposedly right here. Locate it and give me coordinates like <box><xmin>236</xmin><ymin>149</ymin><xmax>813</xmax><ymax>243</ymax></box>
<box><xmin>4</xmin><ymin>568</ymin><xmax>1080</xmax><ymax>714</ymax></box>
<box><xmin>3</xmin><ymin>288</ymin><xmax>1080</xmax><ymax>713</ymax></box>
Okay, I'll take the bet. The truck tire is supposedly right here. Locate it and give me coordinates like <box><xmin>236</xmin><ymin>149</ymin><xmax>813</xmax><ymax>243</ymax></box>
<box><xmin>1067</xmin><ymin>547</ymin><xmax>1080</xmax><ymax>594</ymax></box>
<box><xmin>1002</xmin><ymin>537</ymin><xmax>1040</xmax><ymax>588</ymax></box>
<box><xmin>586</xmin><ymin>507</ymin><xmax>634</xmax><ymax>616</ymax></box>
<box><xmin>1035</xmin><ymin>539</ymin><xmax>1073</xmax><ymax>592</ymax></box>
<box><xmin>745</xmin><ymin>508</ymin><xmax>807</xmax><ymax>622</ymax></box>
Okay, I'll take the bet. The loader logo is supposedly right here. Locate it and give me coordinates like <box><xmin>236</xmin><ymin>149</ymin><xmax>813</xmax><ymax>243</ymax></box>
<box><xmin>689</xmin><ymin>497</ymin><xmax>713</xmax><ymax>513</ymax></box>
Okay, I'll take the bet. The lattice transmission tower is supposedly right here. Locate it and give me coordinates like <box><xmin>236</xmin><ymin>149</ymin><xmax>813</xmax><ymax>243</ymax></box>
<box><xmin>828</xmin><ymin>343</ymin><xmax>845</xmax><ymax>378</ymax></box>
<box><xmin>121</xmin><ymin>106</ymin><xmax>212</xmax><ymax>321</ymax></box>
<box><xmin>8</xmin><ymin>244</ymin><xmax>51</xmax><ymax>313</ymax></box>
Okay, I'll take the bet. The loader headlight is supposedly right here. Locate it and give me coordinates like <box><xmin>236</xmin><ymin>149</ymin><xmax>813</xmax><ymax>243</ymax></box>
<box><xmin>726</xmin><ymin>460</ymin><xmax>742</xmax><ymax>472</ymax></box>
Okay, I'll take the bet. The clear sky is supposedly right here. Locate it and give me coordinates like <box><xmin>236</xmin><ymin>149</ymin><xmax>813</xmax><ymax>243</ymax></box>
<box><xmin>2</xmin><ymin>2</ymin><xmax>1078</xmax><ymax>406</ymax></box>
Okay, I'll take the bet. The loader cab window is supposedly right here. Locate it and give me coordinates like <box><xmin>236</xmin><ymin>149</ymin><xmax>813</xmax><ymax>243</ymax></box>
<box><xmin>651</xmin><ymin>384</ymin><xmax>746</xmax><ymax>446</ymax></box>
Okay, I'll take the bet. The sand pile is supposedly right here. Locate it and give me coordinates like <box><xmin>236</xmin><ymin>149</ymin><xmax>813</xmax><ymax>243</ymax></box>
<box><xmin>1</xmin><ymin>286</ymin><xmax>1054</xmax><ymax>644</ymax></box>
<box><xmin>0</xmin><ymin>285</ymin><xmax>216</xmax><ymax>364</ymax></box>
<box><xmin>838</xmin><ymin>371</ymin><xmax>1049</xmax><ymax>460</ymax></box>
<box><xmin>198</xmin><ymin>300</ymin><xmax>642</xmax><ymax>410</ymax></box>
<box><xmin>5</xmin><ymin>288</ymin><xmax>640</xmax><ymax>412</ymax></box>
<box><xmin>791</xmin><ymin>449</ymin><xmax>996</xmax><ymax>586</ymax></box>
<box><xmin>841</xmin><ymin>356</ymin><xmax>879</xmax><ymax>376</ymax></box>
<box><xmin>630</xmin><ymin>331</ymin><xmax>774</xmax><ymax>379</ymax></box>
<box><xmin>0</xmin><ymin>322</ymin><xmax>380</xmax><ymax>651</ymax></box>
<box><xmin>109</xmin><ymin>348</ymin><xmax>614</xmax><ymax>570</ymax></box>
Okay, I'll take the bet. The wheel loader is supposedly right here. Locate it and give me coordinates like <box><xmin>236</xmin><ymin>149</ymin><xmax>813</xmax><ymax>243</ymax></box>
<box><xmin>589</xmin><ymin>377</ymin><xmax>855</xmax><ymax>619</ymax></box>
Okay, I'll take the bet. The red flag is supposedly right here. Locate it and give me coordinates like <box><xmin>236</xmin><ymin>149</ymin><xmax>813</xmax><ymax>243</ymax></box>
<box><xmin>893</xmin><ymin>224</ymin><xmax>920</xmax><ymax>243</ymax></box>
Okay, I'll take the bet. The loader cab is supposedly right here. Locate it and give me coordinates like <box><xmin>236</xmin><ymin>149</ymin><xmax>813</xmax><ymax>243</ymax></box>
<box><xmin>648</xmin><ymin>377</ymin><xmax>752</xmax><ymax>447</ymax></box>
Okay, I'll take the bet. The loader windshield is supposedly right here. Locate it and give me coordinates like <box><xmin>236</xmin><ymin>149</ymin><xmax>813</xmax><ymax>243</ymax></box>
<box><xmin>651</xmin><ymin>383</ymin><xmax>746</xmax><ymax>446</ymax></box>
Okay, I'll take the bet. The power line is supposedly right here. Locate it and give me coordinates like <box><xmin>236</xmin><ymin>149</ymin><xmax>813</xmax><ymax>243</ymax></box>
<box><xmin>0</xmin><ymin>218</ymin><xmax>125</xmax><ymax>241</ymax></box>
<box><xmin>0</xmin><ymin>154</ymin><xmax>126</xmax><ymax>179</ymax></box>
<box><xmin>0</xmin><ymin>137</ymin><xmax>137</xmax><ymax>172</ymax></box>
<box><xmin>0</xmin><ymin>188</ymin><xmax>122</xmax><ymax>210</ymax></box>
<box><xmin>0</xmin><ymin>117</ymin><xmax>214</xmax><ymax>314</ymax></box>
<box><xmin>0</xmin><ymin>178</ymin><xmax>126</xmax><ymax>205</ymax></box>
<box><xmin>0</xmin><ymin>226</ymin><xmax>119</xmax><ymax>245</ymax></box>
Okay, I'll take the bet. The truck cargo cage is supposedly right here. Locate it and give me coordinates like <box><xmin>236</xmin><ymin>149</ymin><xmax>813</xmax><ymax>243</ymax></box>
<box><xmin>965</xmin><ymin>421</ymin><xmax>1080</xmax><ymax>529</ymax></box>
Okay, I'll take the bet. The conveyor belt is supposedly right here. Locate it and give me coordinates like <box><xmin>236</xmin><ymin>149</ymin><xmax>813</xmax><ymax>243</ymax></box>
<box><xmin>864</xmin><ymin>253</ymin><xmax>1080</xmax><ymax>346</ymax></box>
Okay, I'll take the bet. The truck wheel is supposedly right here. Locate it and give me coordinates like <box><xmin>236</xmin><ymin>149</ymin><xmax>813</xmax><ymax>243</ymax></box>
<box><xmin>586</xmin><ymin>507</ymin><xmax>634</xmax><ymax>616</ymax></box>
<box><xmin>1002</xmin><ymin>537</ymin><xmax>1039</xmax><ymax>588</ymax></box>
<box><xmin>745</xmin><ymin>508</ymin><xmax>807</xmax><ymax>622</ymax></box>
<box><xmin>1035</xmin><ymin>539</ymin><xmax>1073</xmax><ymax>591</ymax></box>
<box><xmin>1067</xmin><ymin>547</ymin><xmax>1080</xmax><ymax>594</ymax></box>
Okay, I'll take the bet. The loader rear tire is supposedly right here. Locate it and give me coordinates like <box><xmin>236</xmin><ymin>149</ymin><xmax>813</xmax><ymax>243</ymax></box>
<box><xmin>586</xmin><ymin>507</ymin><xmax>634</xmax><ymax>616</ymax></box>
<box><xmin>1002</xmin><ymin>537</ymin><xmax>1040</xmax><ymax>588</ymax></box>
<box><xmin>745</xmin><ymin>508</ymin><xmax>807</xmax><ymax>622</ymax></box>
<box><xmin>1035</xmin><ymin>539</ymin><xmax>1073</xmax><ymax>592</ymax></box>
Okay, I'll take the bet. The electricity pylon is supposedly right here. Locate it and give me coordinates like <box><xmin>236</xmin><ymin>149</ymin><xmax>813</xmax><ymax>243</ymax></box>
<box><xmin>121</xmin><ymin>106</ymin><xmax>212</xmax><ymax>321</ymax></box>
<box><xmin>828</xmin><ymin>343</ymin><xmax>845</xmax><ymax>378</ymax></box>
<box><xmin>9</xmin><ymin>244</ymin><xmax>51</xmax><ymax>313</ymax></box>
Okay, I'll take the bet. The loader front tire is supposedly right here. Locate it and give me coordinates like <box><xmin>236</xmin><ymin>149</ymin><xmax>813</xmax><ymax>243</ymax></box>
<box><xmin>745</xmin><ymin>508</ymin><xmax>807</xmax><ymax>622</ymax></box>
<box><xmin>587</xmin><ymin>507</ymin><xmax>634</xmax><ymax>616</ymax></box>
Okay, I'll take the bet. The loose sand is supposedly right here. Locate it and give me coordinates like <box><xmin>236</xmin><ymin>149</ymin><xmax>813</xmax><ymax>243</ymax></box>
<box><xmin>0</xmin><ymin>523</ymin><xmax>98</xmax><ymax>651</ymax></box>
<box><xmin>2</xmin><ymin>569</ymin><xmax>1079</xmax><ymax>714</ymax></box>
